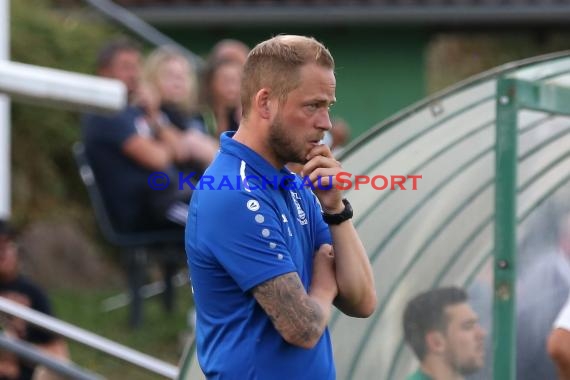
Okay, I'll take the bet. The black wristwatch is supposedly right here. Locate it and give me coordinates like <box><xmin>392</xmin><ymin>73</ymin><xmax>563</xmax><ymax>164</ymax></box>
<box><xmin>322</xmin><ymin>198</ymin><xmax>353</xmax><ymax>225</ymax></box>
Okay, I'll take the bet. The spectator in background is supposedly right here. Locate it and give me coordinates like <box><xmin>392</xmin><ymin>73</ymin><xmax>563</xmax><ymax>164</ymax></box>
<box><xmin>0</xmin><ymin>221</ymin><xmax>68</xmax><ymax>380</ymax></box>
<box><xmin>143</xmin><ymin>45</ymin><xmax>199</xmax><ymax>130</ymax></box>
<box><xmin>82</xmin><ymin>38</ymin><xmax>192</xmax><ymax>231</ymax></box>
<box><xmin>403</xmin><ymin>286</ymin><xmax>486</xmax><ymax>380</ymax></box>
<box><xmin>330</xmin><ymin>117</ymin><xmax>351</xmax><ymax>153</ymax></box>
<box><xmin>548</xmin><ymin>294</ymin><xmax>570</xmax><ymax>380</ymax></box>
<box><xmin>190</xmin><ymin>39</ymin><xmax>250</xmax><ymax>138</ymax></box>
<box><xmin>321</xmin><ymin>117</ymin><xmax>352</xmax><ymax>157</ymax></box>
<box><xmin>288</xmin><ymin>117</ymin><xmax>351</xmax><ymax>175</ymax></box>
<box><xmin>196</xmin><ymin>58</ymin><xmax>244</xmax><ymax>137</ymax></box>
<box><xmin>516</xmin><ymin>213</ymin><xmax>570</xmax><ymax>380</ymax></box>
<box><xmin>142</xmin><ymin>46</ymin><xmax>218</xmax><ymax>169</ymax></box>
<box><xmin>465</xmin><ymin>261</ymin><xmax>493</xmax><ymax>380</ymax></box>
<box><xmin>94</xmin><ymin>37</ymin><xmax>140</xmax><ymax>101</ymax></box>
<box><xmin>209</xmin><ymin>39</ymin><xmax>250</xmax><ymax>65</ymax></box>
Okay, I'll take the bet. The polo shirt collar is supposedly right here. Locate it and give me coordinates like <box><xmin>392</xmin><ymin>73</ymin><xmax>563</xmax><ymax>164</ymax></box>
<box><xmin>220</xmin><ymin>131</ymin><xmax>294</xmax><ymax>189</ymax></box>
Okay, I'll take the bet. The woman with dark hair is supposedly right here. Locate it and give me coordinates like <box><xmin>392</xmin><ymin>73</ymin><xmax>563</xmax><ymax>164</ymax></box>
<box><xmin>197</xmin><ymin>58</ymin><xmax>243</xmax><ymax>137</ymax></box>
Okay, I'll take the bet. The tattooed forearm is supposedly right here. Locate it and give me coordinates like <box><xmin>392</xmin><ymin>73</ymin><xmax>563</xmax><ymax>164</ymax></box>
<box><xmin>253</xmin><ymin>272</ymin><xmax>327</xmax><ymax>349</ymax></box>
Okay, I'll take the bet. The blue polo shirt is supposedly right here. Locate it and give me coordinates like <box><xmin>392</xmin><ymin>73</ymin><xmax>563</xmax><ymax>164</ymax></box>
<box><xmin>185</xmin><ymin>132</ymin><xmax>334</xmax><ymax>380</ymax></box>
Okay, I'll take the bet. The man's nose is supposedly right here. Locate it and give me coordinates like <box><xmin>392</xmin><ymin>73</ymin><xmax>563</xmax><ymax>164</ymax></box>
<box><xmin>477</xmin><ymin>325</ymin><xmax>487</xmax><ymax>338</ymax></box>
<box><xmin>317</xmin><ymin>110</ymin><xmax>332</xmax><ymax>130</ymax></box>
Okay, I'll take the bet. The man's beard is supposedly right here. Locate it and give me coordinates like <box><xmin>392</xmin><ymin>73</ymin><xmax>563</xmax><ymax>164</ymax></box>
<box><xmin>268</xmin><ymin>115</ymin><xmax>306</xmax><ymax>164</ymax></box>
<box><xmin>457</xmin><ymin>362</ymin><xmax>482</xmax><ymax>376</ymax></box>
<box><xmin>448</xmin><ymin>351</ymin><xmax>483</xmax><ymax>376</ymax></box>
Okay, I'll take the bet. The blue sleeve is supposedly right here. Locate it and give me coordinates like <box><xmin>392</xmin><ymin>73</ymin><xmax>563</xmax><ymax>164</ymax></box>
<box><xmin>197</xmin><ymin>189</ymin><xmax>298</xmax><ymax>292</ymax></box>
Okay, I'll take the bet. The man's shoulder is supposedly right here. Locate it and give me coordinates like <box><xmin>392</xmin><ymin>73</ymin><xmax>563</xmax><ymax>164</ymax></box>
<box><xmin>204</xmin><ymin>151</ymin><xmax>241</xmax><ymax>176</ymax></box>
<box><xmin>193</xmin><ymin>175</ymin><xmax>274</xmax><ymax>210</ymax></box>
<box><xmin>198</xmin><ymin>155</ymin><xmax>275</xmax><ymax>194</ymax></box>
<box><xmin>190</xmin><ymin>163</ymin><xmax>279</xmax><ymax>223</ymax></box>
<box><xmin>82</xmin><ymin>106</ymin><xmax>144</xmax><ymax>147</ymax></box>
<box><xmin>83</xmin><ymin>106</ymin><xmax>138</xmax><ymax>124</ymax></box>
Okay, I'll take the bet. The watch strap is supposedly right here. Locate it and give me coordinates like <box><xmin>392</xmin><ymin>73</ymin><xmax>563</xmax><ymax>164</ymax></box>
<box><xmin>322</xmin><ymin>198</ymin><xmax>353</xmax><ymax>225</ymax></box>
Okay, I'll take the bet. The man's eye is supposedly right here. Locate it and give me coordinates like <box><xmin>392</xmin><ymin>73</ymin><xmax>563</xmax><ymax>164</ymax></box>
<box><xmin>306</xmin><ymin>104</ymin><xmax>318</xmax><ymax>111</ymax></box>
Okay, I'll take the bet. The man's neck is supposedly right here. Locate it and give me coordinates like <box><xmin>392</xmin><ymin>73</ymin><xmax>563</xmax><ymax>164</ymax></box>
<box><xmin>420</xmin><ymin>356</ymin><xmax>463</xmax><ymax>380</ymax></box>
<box><xmin>232</xmin><ymin>122</ymin><xmax>283</xmax><ymax>169</ymax></box>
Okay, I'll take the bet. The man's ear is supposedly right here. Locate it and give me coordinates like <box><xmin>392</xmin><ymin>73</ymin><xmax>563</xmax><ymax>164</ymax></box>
<box><xmin>254</xmin><ymin>88</ymin><xmax>272</xmax><ymax>120</ymax></box>
<box><xmin>426</xmin><ymin>330</ymin><xmax>446</xmax><ymax>354</ymax></box>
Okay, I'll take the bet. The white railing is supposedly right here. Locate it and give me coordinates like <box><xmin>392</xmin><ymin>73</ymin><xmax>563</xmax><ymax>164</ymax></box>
<box><xmin>0</xmin><ymin>297</ymin><xmax>179</xmax><ymax>379</ymax></box>
<box><xmin>0</xmin><ymin>60</ymin><xmax>126</xmax><ymax>113</ymax></box>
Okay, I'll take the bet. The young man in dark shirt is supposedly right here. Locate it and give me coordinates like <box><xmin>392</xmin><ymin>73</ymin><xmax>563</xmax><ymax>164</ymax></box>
<box><xmin>403</xmin><ymin>287</ymin><xmax>486</xmax><ymax>380</ymax></box>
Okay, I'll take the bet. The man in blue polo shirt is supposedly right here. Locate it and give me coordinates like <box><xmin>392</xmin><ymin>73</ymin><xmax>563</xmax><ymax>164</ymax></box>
<box><xmin>185</xmin><ymin>35</ymin><xmax>377</xmax><ymax>379</ymax></box>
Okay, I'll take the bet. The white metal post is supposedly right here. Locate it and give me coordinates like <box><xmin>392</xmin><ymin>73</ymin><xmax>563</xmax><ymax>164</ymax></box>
<box><xmin>0</xmin><ymin>0</ymin><xmax>10</xmax><ymax>220</ymax></box>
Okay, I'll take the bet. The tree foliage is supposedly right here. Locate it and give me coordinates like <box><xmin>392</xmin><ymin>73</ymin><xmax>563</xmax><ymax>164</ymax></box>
<box><xmin>9</xmin><ymin>0</ymin><xmax>120</xmax><ymax>225</ymax></box>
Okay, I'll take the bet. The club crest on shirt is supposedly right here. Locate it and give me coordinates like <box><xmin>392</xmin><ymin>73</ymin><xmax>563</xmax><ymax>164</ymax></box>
<box><xmin>289</xmin><ymin>191</ymin><xmax>308</xmax><ymax>226</ymax></box>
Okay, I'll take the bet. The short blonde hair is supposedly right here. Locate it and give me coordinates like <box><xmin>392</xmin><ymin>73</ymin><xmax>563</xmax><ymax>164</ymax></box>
<box><xmin>143</xmin><ymin>46</ymin><xmax>198</xmax><ymax>112</ymax></box>
<box><xmin>241</xmin><ymin>35</ymin><xmax>334</xmax><ymax>118</ymax></box>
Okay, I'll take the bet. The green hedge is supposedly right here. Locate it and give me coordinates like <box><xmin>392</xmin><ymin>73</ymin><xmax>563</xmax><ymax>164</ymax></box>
<box><xmin>9</xmin><ymin>0</ymin><xmax>120</xmax><ymax>226</ymax></box>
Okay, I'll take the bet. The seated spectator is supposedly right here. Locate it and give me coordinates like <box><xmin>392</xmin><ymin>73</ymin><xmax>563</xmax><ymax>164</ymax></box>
<box><xmin>81</xmin><ymin>38</ymin><xmax>192</xmax><ymax>232</ymax></box>
<box><xmin>403</xmin><ymin>286</ymin><xmax>486</xmax><ymax>380</ymax></box>
<box><xmin>142</xmin><ymin>46</ymin><xmax>218</xmax><ymax>167</ymax></box>
<box><xmin>548</xmin><ymin>294</ymin><xmax>570</xmax><ymax>380</ymax></box>
<box><xmin>0</xmin><ymin>221</ymin><xmax>68</xmax><ymax>380</ymax></box>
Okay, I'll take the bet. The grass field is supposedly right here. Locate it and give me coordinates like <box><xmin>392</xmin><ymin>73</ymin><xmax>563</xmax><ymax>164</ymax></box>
<box><xmin>51</xmin><ymin>284</ymin><xmax>194</xmax><ymax>379</ymax></box>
